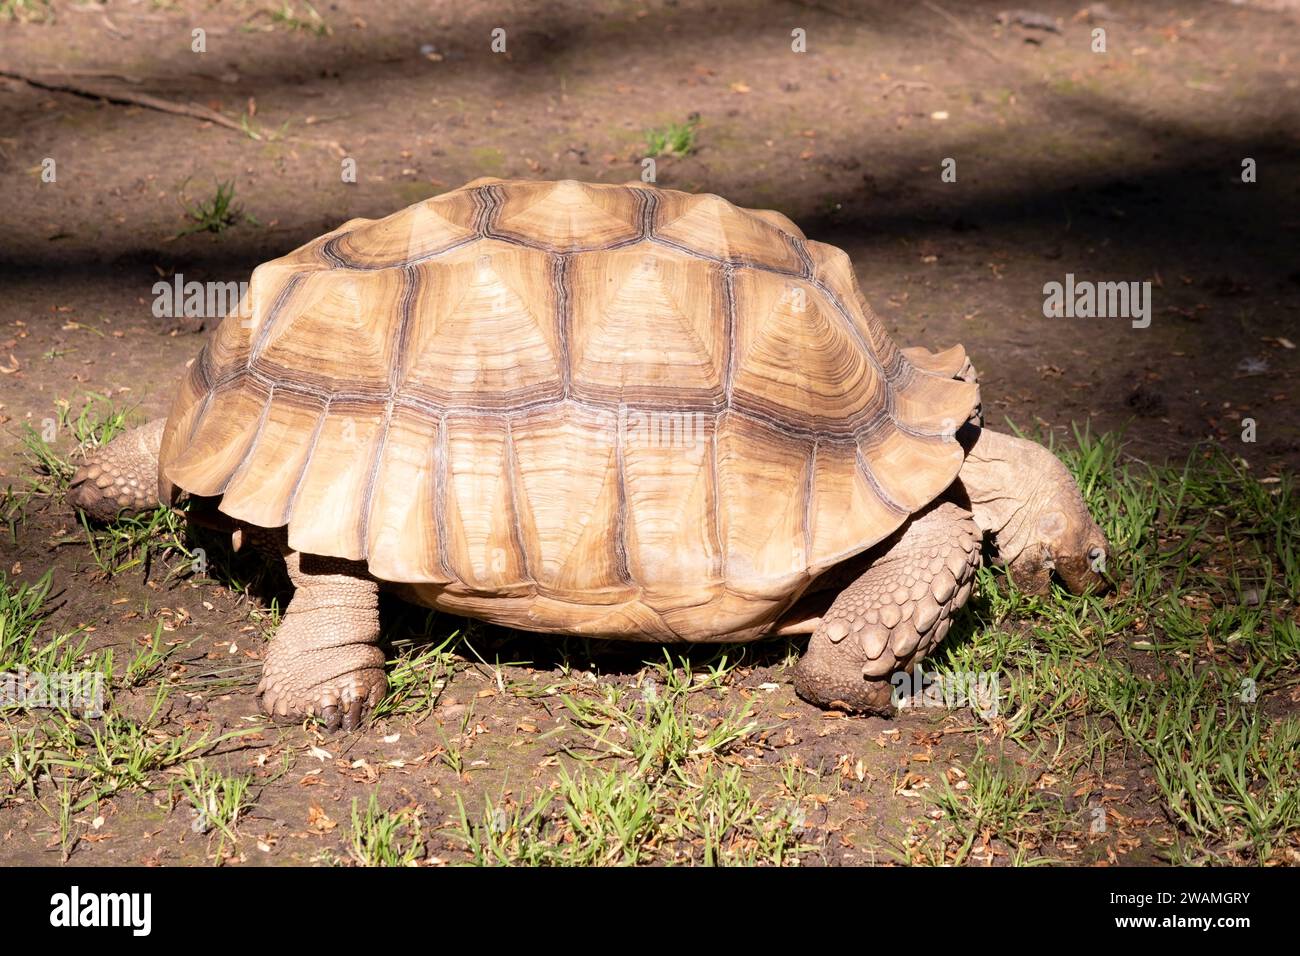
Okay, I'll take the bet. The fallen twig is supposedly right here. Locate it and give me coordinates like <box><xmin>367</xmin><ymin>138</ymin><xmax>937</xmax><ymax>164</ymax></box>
<box><xmin>0</xmin><ymin>68</ymin><xmax>256</xmax><ymax>138</ymax></box>
<box><xmin>882</xmin><ymin>79</ymin><xmax>935</xmax><ymax>99</ymax></box>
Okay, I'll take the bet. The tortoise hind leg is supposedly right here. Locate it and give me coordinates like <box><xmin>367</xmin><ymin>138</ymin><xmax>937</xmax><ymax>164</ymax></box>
<box><xmin>258</xmin><ymin>550</ymin><xmax>387</xmax><ymax>731</ymax></box>
<box><xmin>793</xmin><ymin>500</ymin><xmax>980</xmax><ymax>713</ymax></box>
<box><xmin>67</xmin><ymin>418</ymin><xmax>166</xmax><ymax>520</ymax></box>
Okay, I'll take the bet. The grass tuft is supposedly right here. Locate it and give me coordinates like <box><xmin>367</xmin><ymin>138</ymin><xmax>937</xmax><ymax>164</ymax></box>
<box><xmin>645</xmin><ymin>117</ymin><xmax>700</xmax><ymax>158</ymax></box>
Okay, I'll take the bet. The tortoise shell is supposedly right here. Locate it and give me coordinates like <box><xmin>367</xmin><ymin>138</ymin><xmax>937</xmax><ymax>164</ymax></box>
<box><xmin>158</xmin><ymin>179</ymin><xmax>978</xmax><ymax>641</ymax></box>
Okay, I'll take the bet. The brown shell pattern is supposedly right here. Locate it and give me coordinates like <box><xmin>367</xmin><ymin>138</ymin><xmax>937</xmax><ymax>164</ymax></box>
<box><xmin>159</xmin><ymin>179</ymin><xmax>978</xmax><ymax>641</ymax></box>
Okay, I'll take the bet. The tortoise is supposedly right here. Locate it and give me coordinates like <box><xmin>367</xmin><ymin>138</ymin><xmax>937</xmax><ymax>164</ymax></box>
<box><xmin>68</xmin><ymin>178</ymin><xmax>1108</xmax><ymax>729</ymax></box>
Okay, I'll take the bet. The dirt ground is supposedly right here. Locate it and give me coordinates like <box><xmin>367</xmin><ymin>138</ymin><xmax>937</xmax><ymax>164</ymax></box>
<box><xmin>1</xmin><ymin>0</ymin><xmax>1298</xmax><ymax>866</ymax></box>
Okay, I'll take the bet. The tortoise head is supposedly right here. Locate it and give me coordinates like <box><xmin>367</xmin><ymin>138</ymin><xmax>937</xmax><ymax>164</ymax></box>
<box><xmin>957</xmin><ymin>425</ymin><xmax>1111</xmax><ymax>597</ymax></box>
<box><xmin>1007</xmin><ymin>498</ymin><xmax>1110</xmax><ymax>596</ymax></box>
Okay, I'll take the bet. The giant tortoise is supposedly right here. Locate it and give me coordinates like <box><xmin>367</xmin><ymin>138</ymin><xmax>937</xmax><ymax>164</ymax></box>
<box><xmin>69</xmin><ymin>178</ymin><xmax>1108</xmax><ymax>729</ymax></box>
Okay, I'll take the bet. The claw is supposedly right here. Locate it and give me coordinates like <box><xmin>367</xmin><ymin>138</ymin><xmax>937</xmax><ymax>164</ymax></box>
<box><xmin>344</xmin><ymin>699</ymin><xmax>364</xmax><ymax>732</ymax></box>
<box><xmin>257</xmin><ymin>673</ymin><xmax>382</xmax><ymax>732</ymax></box>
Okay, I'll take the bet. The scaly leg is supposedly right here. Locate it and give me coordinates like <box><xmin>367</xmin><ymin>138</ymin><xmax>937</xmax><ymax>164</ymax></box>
<box><xmin>258</xmin><ymin>549</ymin><xmax>387</xmax><ymax>731</ymax></box>
<box><xmin>67</xmin><ymin>418</ymin><xmax>166</xmax><ymax>520</ymax></box>
<box><xmin>793</xmin><ymin>500</ymin><xmax>981</xmax><ymax>713</ymax></box>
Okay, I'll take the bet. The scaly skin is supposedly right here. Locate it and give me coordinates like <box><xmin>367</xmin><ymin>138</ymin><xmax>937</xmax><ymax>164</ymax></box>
<box><xmin>257</xmin><ymin>548</ymin><xmax>387</xmax><ymax>732</ymax></box>
<box><xmin>793</xmin><ymin>500</ymin><xmax>981</xmax><ymax>714</ymax></box>
<box><xmin>67</xmin><ymin>418</ymin><xmax>167</xmax><ymax>520</ymax></box>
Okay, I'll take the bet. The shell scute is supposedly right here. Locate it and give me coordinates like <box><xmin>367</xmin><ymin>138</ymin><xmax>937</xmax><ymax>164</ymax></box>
<box><xmin>330</xmin><ymin>189</ymin><xmax>480</xmax><ymax>268</ymax></box>
<box><xmin>491</xmin><ymin>180</ymin><xmax>643</xmax><ymax>251</ymax></box>
<box><xmin>654</xmin><ymin>191</ymin><xmax>802</xmax><ymax>273</ymax></box>
<box><xmin>567</xmin><ymin>242</ymin><xmax>726</xmax><ymax>407</ymax></box>
<box><xmin>399</xmin><ymin>240</ymin><xmax>562</xmax><ymax>407</ymax></box>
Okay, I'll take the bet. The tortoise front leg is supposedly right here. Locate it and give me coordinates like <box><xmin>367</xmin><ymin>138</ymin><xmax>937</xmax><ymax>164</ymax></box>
<box><xmin>258</xmin><ymin>550</ymin><xmax>387</xmax><ymax>731</ymax></box>
<box><xmin>792</xmin><ymin>501</ymin><xmax>980</xmax><ymax>714</ymax></box>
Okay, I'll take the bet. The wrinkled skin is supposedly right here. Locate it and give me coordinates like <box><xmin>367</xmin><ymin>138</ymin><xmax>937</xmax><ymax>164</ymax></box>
<box><xmin>258</xmin><ymin>546</ymin><xmax>387</xmax><ymax>733</ymax></box>
<box><xmin>954</xmin><ymin>424</ymin><xmax>1110</xmax><ymax>596</ymax></box>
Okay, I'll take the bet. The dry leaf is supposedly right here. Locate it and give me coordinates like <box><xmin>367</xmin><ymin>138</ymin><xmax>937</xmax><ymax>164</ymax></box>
<box><xmin>307</xmin><ymin>805</ymin><xmax>336</xmax><ymax>832</ymax></box>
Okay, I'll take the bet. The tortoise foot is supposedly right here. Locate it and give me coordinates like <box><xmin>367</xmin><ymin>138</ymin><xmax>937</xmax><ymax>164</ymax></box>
<box><xmin>258</xmin><ymin>648</ymin><xmax>386</xmax><ymax>732</ymax></box>
<box><xmin>792</xmin><ymin>664</ymin><xmax>897</xmax><ymax>715</ymax></box>
<box><xmin>793</xmin><ymin>500</ymin><xmax>980</xmax><ymax>713</ymax></box>
<box><xmin>257</xmin><ymin>552</ymin><xmax>386</xmax><ymax>732</ymax></box>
